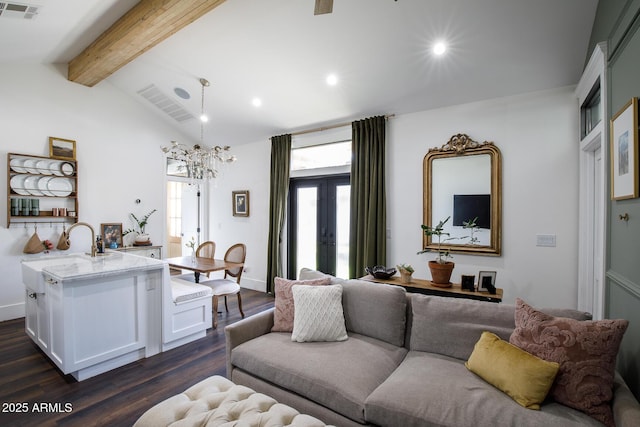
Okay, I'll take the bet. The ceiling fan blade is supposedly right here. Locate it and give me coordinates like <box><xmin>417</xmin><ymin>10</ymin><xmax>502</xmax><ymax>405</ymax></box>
<box><xmin>314</xmin><ymin>0</ymin><xmax>333</xmax><ymax>15</ymax></box>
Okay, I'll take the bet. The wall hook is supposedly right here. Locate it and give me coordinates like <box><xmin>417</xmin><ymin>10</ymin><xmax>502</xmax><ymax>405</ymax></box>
<box><xmin>619</xmin><ymin>213</ymin><xmax>629</xmax><ymax>221</ymax></box>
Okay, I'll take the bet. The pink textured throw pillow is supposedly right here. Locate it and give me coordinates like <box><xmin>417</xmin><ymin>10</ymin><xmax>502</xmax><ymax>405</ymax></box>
<box><xmin>271</xmin><ymin>277</ymin><xmax>331</xmax><ymax>332</ymax></box>
<box><xmin>510</xmin><ymin>298</ymin><xmax>628</xmax><ymax>427</ymax></box>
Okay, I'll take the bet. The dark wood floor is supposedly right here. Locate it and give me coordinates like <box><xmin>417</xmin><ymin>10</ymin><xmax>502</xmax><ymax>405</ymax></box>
<box><xmin>0</xmin><ymin>289</ymin><xmax>274</xmax><ymax>427</ymax></box>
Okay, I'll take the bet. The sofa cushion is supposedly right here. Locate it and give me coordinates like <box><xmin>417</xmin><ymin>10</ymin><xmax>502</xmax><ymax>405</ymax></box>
<box><xmin>272</xmin><ymin>277</ymin><xmax>331</xmax><ymax>332</ymax></box>
<box><xmin>342</xmin><ymin>279</ymin><xmax>407</xmax><ymax>347</ymax></box>
<box><xmin>291</xmin><ymin>284</ymin><xmax>348</xmax><ymax>342</ymax></box>
<box><xmin>465</xmin><ymin>331</ymin><xmax>559</xmax><ymax>410</ymax></box>
<box><xmin>409</xmin><ymin>295</ymin><xmax>516</xmax><ymax>360</ymax></box>
<box><xmin>510</xmin><ymin>298</ymin><xmax>629</xmax><ymax>427</ymax></box>
<box><xmin>231</xmin><ymin>332</ymin><xmax>408</xmax><ymax>423</ymax></box>
<box><xmin>365</xmin><ymin>351</ymin><xmax>605</xmax><ymax>427</ymax></box>
<box><xmin>298</xmin><ymin>267</ymin><xmax>345</xmax><ymax>284</ymax></box>
<box><xmin>409</xmin><ymin>295</ymin><xmax>592</xmax><ymax>361</ymax></box>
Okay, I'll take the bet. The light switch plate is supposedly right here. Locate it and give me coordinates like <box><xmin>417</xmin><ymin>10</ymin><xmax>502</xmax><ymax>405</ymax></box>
<box><xmin>536</xmin><ymin>234</ymin><xmax>556</xmax><ymax>247</ymax></box>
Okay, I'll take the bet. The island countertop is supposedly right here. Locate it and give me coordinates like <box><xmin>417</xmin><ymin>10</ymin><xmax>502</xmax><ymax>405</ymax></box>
<box><xmin>22</xmin><ymin>252</ymin><xmax>166</xmax><ymax>283</ymax></box>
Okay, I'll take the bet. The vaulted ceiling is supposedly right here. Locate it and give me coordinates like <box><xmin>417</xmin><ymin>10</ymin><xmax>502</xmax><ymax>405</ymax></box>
<box><xmin>0</xmin><ymin>0</ymin><xmax>599</xmax><ymax>145</ymax></box>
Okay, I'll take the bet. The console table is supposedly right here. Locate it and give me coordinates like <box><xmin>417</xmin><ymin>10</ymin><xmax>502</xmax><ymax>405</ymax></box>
<box><xmin>361</xmin><ymin>275</ymin><xmax>503</xmax><ymax>303</ymax></box>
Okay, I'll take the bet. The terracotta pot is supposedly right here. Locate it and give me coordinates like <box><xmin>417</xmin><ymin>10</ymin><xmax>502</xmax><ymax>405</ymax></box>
<box><xmin>428</xmin><ymin>260</ymin><xmax>454</xmax><ymax>287</ymax></box>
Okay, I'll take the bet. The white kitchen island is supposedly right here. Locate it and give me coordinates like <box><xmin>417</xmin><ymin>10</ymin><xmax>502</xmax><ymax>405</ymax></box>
<box><xmin>22</xmin><ymin>252</ymin><xmax>166</xmax><ymax>381</ymax></box>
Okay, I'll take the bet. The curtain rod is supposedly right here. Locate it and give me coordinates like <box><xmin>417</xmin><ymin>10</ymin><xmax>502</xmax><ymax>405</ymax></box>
<box><xmin>290</xmin><ymin>114</ymin><xmax>395</xmax><ymax>137</ymax></box>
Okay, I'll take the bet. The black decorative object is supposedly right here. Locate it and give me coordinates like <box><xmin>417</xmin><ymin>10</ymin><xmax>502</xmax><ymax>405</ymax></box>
<box><xmin>366</xmin><ymin>265</ymin><xmax>397</xmax><ymax>280</ymax></box>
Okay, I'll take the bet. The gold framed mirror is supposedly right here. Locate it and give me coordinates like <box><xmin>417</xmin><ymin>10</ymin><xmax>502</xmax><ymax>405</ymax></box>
<box><xmin>423</xmin><ymin>134</ymin><xmax>502</xmax><ymax>256</ymax></box>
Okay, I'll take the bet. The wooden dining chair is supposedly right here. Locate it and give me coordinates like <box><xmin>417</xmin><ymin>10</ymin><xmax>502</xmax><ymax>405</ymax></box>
<box><xmin>201</xmin><ymin>243</ymin><xmax>246</xmax><ymax>328</ymax></box>
<box><xmin>196</xmin><ymin>241</ymin><xmax>215</xmax><ymax>278</ymax></box>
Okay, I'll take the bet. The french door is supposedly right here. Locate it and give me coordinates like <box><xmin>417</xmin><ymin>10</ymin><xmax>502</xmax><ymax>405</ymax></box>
<box><xmin>288</xmin><ymin>174</ymin><xmax>350</xmax><ymax>278</ymax></box>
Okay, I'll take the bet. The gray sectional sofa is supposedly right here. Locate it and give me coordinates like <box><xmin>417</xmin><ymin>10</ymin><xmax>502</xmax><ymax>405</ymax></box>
<box><xmin>225</xmin><ymin>271</ymin><xmax>640</xmax><ymax>427</ymax></box>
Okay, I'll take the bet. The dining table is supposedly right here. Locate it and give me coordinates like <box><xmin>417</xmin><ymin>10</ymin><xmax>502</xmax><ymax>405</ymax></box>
<box><xmin>165</xmin><ymin>256</ymin><xmax>243</xmax><ymax>283</ymax></box>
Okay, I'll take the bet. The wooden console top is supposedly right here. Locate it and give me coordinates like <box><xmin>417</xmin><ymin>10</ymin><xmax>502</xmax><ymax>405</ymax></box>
<box><xmin>361</xmin><ymin>274</ymin><xmax>503</xmax><ymax>303</ymax></box>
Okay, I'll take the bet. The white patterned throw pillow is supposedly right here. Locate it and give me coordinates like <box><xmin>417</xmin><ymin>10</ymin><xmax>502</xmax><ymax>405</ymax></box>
<box><xmin>291</xmin><ymin>284</ymin><xmax>348</xmax><ymax>343</ymax></box>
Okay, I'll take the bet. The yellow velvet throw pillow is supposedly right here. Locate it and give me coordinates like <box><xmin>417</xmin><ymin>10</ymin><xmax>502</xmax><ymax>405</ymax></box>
<box><xmin>465</xmin><ymin>331</ymin><xmax>559</xmax><ymax>410</ymax></box>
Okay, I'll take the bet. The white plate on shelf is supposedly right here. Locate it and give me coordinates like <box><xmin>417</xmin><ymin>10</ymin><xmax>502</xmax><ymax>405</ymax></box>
<box><xmin>48</xmin><ymin>177</ymin><xmax>73</xmax><ymax>197</ymax></box>
<box><xmin>10</xmin><ymin>174</ymin><xmax>29</xmax><ymax>195</ymax></box>
<box><xmin>24</xmin><ymin>175</ymin><xmax>44</xmax><ymax>196</ymax></box>
<box><xmin>36</xmin><ymin>160</ymin><xmax>54</xmax><ymax>175</ymax></box>
<box><xmin>10</xmin><ymin>158</ymin><xmax>27</xmax><ymax>173</ymax></box>
<box><xmin>38</xmin><ymin>176</ymin><xmax>55</xmax><ymax>196</ymax></box>
<box><xmin>60</xmin><ymin>162</ymin><xmax>75</xmax><ymax>176</ymax></box>
<box><xmin>51</xmin><ymin>161</ymin><xmax>64</xmax><ymax>176</ymax></box>
<box><xmin>23</xmin><ymin>159</ymin><xmax>39</xmax><ymax>174</ymax></box>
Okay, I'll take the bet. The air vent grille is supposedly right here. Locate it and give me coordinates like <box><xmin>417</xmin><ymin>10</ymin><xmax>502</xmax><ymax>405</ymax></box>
<box><xmin>138</xmin><ymin>84</ymin><xmax>195</xmax><ymax>123</ymax></box>
<box><xmin>0</xmin><ymin>2</ymin><xmax>40</xmax><ymax>19</ymax></box>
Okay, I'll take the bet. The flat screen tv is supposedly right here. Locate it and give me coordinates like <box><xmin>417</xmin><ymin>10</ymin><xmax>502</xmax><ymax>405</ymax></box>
<box><xmin>453</xmin><ymin>194</ymin><xmax>491</xmax><ymax>229</ymax></box>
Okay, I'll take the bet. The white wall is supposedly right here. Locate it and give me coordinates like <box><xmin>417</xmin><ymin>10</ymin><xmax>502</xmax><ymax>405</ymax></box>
<box><xmin>210</xmin><ymin>87</ymin><xmax>580</xmax><ymax>309</ymax></box>
<box><xmin>0</xmin><ymin>63</ymin><xmax>193</xmax><ymax>321</ymax></box>
<box><xmin>0</xmin><ymin>64</ymin><xmax>579</xmax><ymax>321</ymax></box>
<box><xmin>207</xmin><ymin>140</ymin><xmax>271</xmax><ymax>291</ymax></box>
<box><xmin>388</xmin><ymin>87</ymin><xmax>579</xmax><ymax>308</ymax></box>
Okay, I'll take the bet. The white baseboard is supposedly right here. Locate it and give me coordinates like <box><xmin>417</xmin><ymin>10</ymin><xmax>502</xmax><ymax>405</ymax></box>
<box><xmin>240</xmin><ymin>277</ymin><xmax>266</xmax><ymax>292</ymax></box>
<box><xmin>0</xmin><ymin>302</ymin><xmax>25</xmax><ymax>322</ymax></box>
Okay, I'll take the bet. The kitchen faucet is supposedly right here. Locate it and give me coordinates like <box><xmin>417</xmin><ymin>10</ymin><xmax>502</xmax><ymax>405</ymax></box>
<box><xmin>66</xmin><ymin>222</ymin><xmax>97</xmax><ymax>257</ymax></box>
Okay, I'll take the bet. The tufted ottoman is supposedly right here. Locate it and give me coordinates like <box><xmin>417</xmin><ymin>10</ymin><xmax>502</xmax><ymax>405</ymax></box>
<box><xmin>134</xmin><ymin>376</ymin><xmax>334</xmax><ymax>427</ymax></box>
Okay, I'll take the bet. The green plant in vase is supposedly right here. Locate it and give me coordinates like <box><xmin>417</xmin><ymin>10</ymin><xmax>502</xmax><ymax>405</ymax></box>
<box><xmin>123</xmin><ymin>209</ymin><xmax>157</xmax><ymax>245</ymax></box>
<box><xmin>396</xmin><ymin>263</ymin><xmax>414</xmax><ymax>283</ymax></box>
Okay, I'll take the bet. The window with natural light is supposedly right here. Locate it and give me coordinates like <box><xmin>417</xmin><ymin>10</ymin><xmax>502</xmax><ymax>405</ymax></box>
<box><xmin>291</xmin><ymin>141</ymin><xmax>351</xmax><ymax>170</ymax></box>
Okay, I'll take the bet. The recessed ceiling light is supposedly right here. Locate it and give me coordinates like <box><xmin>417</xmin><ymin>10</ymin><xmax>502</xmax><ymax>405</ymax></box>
<box><xmin>252</xmin><ymin>97</ymin><xmax>262</xmax><ymax>107</ymax></box>
<box><xmin>200</xmin><ymin>114</ymin><xmax>208</xmax><ymax>123</ymax></box>
<box><xmin>174</xmin><ymin>87</ymin><xmax>190</xmax><ymax>99</ymax></box>
<box><xmin>433</xmin><ymin>41</ymin><xmax>447</xmax><ymax>56</ymax></box>
<box><xmin>326</xmin><ymin>74</ymin><xmax>338</xmax><ymax>86</ymax></box>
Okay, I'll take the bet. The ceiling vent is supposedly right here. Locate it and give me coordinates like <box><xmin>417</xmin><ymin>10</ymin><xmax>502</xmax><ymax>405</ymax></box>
<box><xmin>0</xmin><ymin>2</ymin><xmax>40</xmax><ymax>19</ymax></box>
<box><xmin>138</xmin><ymin>84</ymin><xmax>195</xmax><ymax>123</ymax></box>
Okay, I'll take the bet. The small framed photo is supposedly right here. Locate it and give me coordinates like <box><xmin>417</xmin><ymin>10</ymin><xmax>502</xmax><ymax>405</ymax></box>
<box><xmin>232</xmin><ymin>190</ymin><xmax>249</xmax><ymax>217</ymax></box>
<box><xmin>101</xmin><ymin>223</ymin><xmax>123</xmax><ymax>249</ymax></box>
<box><xmin>610</xmin><ymin>97</ymin><xmax>638</xmax><ymax>200</ymax></box>
<box><xmin>49</xmin><ymin>137</ymin><xmax>76</xmax><ymax>160</ymax></box>
<box><xmin>478</xmin><ymin>271</ymin><xmax>497</xmax><ymax>292</ymax></box>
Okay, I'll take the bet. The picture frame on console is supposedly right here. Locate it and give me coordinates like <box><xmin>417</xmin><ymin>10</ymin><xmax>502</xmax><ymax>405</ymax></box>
<box><xmin>101</xmin><ymin>223</ymin><xmax>123</xmax><ymax>249</ymax></box>
<box><xmin>610</xmin><ymin>97</ymin><xmax>638</xmax><ymax>200</ymax></box>
<box><xmin>478</xmin><ymin>271</ymin><xmax>496</xmax><ymax>292</ymax></box>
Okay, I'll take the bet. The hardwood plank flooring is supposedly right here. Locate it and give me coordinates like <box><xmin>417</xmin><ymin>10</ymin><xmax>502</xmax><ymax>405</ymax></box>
<box><xmin>0</xmin><ymin>289</ymin><xmax>274</xmax><ymax>427</ymax></box>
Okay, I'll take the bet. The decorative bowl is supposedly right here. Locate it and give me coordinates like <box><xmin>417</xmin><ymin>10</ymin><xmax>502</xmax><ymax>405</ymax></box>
<box><xmin>365</xmin><ymin>265</ymin><xmax>397</xmax><ymax>280</ymax></box>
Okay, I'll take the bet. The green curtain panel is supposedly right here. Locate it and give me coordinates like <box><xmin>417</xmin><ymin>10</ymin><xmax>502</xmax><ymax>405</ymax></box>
<box><xmin>266</xmin><ymin>134</ymin><xmax>292</xmax><ymax>293</ymax></box>
<box><xmin>349</xmin><ymin>116</ymin><xmax>387</xmax><ymax>279</ymax></box>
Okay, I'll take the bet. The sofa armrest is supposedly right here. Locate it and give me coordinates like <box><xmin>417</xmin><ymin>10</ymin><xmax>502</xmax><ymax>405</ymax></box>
<box><xmin>613</xmin><ymin>371</ymin><xmax>640</xmax><ymax>427</ymax></box>
<box><xmin>224</xmin><ymin>307</ymin><xmax>275</xmax><ymax>378</ymax></box>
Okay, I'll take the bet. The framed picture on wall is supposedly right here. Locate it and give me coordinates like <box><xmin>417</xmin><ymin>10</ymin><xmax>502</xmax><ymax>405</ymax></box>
<box><xmin>232</xmin><ymin>190</ymin><xmax>249</xmax><ymax>217</ymax></box>
<box><xmin>101</xmin><ymin>223</ymin><xmax>123</xmax><ymax>249</ymax></box>
<box><xmin>610</xmin><ymin>97</ymin><xmax>638</xmax><ymax>200</ymax></box>
<box><xmin>49</xmin><ymin>137</ymin><xmax>76</xmax><ymax>160</ymax></box>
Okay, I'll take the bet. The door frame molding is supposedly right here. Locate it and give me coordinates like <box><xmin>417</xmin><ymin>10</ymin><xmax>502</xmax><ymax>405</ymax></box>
<box><xmin>576</xmin><ymin>42</ymin><xmax>607</xmax><ymax>319</ymax></box>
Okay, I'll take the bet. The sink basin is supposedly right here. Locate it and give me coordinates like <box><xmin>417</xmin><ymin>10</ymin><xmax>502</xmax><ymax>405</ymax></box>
<box><xmin>22</xmin><ymin>254</ymin><xmax>92</xmax><ymax>292</ymax></box>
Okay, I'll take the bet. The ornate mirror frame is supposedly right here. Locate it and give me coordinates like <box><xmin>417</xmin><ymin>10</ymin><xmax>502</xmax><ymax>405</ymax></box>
<box><xmin>423</xmin><ymin>133</ymin><xmax>502</xmax><ymax>256</ymax></box>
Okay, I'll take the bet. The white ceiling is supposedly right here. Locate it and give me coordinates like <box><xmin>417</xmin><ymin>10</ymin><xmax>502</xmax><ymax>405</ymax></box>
<box><xmin>0</xmin><ymin>0</ymin><xmax>599</xmax><ymax>145</ymax></box>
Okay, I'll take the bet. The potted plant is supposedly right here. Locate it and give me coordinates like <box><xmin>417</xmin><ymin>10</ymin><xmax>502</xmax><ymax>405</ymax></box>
<box><xmin>418</xmin><ymin>216</ymin><xmax>462</xmax><ymax>287</ymax></box>
<box><xmin>123</xmin><ymin>209</ymin><xmax>157</xmax><ymax>245</ymax></box>
<box><xmin>396</xmin><ymin>263</ymin><xmax>414</xmax><ymax>284</ymax></box>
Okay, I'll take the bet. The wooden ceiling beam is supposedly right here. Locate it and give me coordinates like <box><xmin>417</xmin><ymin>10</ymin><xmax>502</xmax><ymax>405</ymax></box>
<box><xmin>68</xmin><ymin>0</ymin><xmax>226</xmax><ymax>87</ymax></box>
